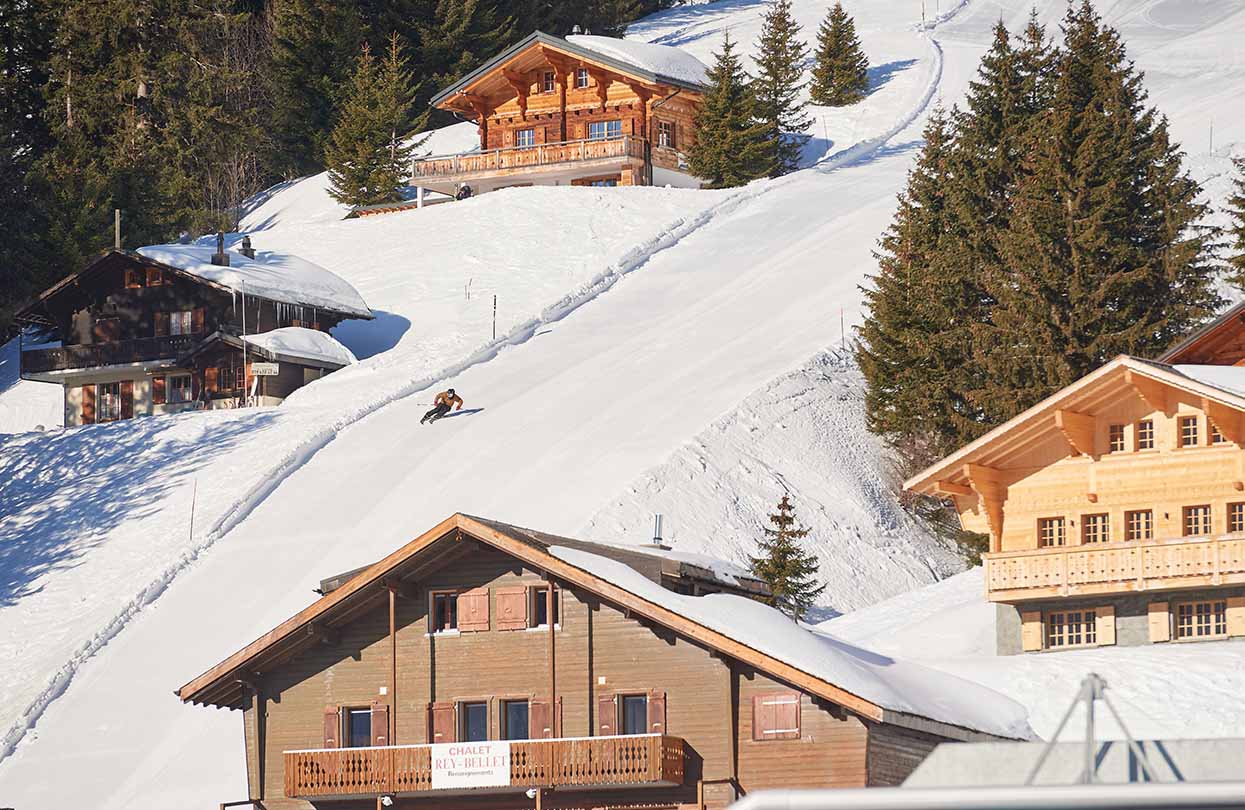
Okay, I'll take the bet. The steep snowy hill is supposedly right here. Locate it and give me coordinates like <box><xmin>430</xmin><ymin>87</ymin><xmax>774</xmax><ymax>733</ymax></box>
<box><xmin>0</xmin><ymin>338</ymin><xmax>60</xmax><ymax>434</ymax></box>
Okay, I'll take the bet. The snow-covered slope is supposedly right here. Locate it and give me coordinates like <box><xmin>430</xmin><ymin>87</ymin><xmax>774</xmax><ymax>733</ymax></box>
<box><xmin>0</xmin><ymin>337</ymin><xmax>61</xmax><ymax>433</ymax></box>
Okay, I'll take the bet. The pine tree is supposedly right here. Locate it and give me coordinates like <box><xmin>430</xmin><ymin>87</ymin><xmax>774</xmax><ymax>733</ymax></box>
<box><xmin>752</xmin><ymin>0</ymin><xmax>811</xmax><ymax>176</ymax></box>
<box><xmin>810</xmin><ymin>2</ymin><xmax>869</xmax><ymax>106</ymax></box>
<box><xmin>686</xmin><ymin>33</ymin><xmax>769</xmax><ymax>188</ymax></box>
<box><xmin>1227</xmin><ymin>158</ymin><xmax>1245</xmax><ymax>290</ymax></box>
<box><xmin>415</xmin><ymin>0</ymin><xmax>515</xmax><ymax>111</ymax></box>
<box><xmin>750</xmin><ymin>495</ymin><xmax>825</xmax><ymax>620</ymax></box>
<box><xmin>376</xmin><ymin>33</ymin><xmax>427</xmax><ymax>174</ymax></box>
<box><xmin>327</xmin><ymin>44</ymin><xmax>388</xmax><ymax>207</ymax></box>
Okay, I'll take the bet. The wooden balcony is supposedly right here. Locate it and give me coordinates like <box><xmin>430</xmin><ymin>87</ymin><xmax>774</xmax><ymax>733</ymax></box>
<box><xmin>285</xmin><ymin>734</ymin><xmax>684</xmax><ymax>800</ymax></box>
<box><xmin>411</xmin><ymin>135</ymin><xmax>645</xmax><ymax>181</ymax></box>
<box><xmin>984</xmin><ymin>535</ymin><xmax>1245</xmax><ymax>602</ymax></box>
<box><xmin>22</xmin><ymin>334</ymin><xmax>200</xmax><ymax>374</ymax></box>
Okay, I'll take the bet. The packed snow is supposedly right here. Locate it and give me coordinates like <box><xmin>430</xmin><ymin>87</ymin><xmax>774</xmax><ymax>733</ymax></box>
<box><xmin>242</xmin><ymin>327</ymin><xmax>357</xmax><ymax>368</ymax></box>
<box><xmin>0</xmin><ymin>337</ymin><xmax>61</xmax><ymax>433</ymax></box>
<box><xmin>565</xmin><ymin>34</ymin><xmax>709</xmax><ymax>86</ymax></box>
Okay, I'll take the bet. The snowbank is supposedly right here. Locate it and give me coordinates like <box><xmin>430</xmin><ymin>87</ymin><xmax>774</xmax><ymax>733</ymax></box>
<box><xmin>242</xmin><ymin>327</ymin><xmax>357</xmax><ymax>368</ymax></box>
<box><xmin>566</xmin><ymin>34</ymin><xmax>708</xmax><ymax>86</ymax></box>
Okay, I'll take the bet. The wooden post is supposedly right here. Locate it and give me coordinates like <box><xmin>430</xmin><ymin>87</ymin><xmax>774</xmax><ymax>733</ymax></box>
<box><xmin>389</xmin><ymin>586</ymin><xmax>397</xmax><ymax>744</ymax></box>
<box><xmin>535</xmin><ymin>786</ymin><xmax>544</xmax><ymax>810</ymax></box>
<box><xmin>547</xmin><ymin>577</ymin><xmax>557</xmax><ymax>737</ymax></box>
<box><xmin>558</xmin><ymin>67</ymin><xmax>568</xmax><ymax>141</ymax></box>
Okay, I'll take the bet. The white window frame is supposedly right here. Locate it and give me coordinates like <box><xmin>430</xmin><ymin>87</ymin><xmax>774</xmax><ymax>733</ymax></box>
<box><xmin>575</xmin><ymin>68</ymin><xmax>589</xmax><ymax>88</ymax></box>
<box><xmin>588</xmin><ymin>119</ymin><xmax>622</xmax><ymax>140</ymax></box>
<box><xmin>542</xmin><ymin>71</ymin><xmax>555</xmax><ymax>93</ymax></box>
<box><xmin>1136</xmin><ymin>419</ymin><xmax>1155</xmax><ymax>450</ymax></box>
<box><xmin>169</xmin><ymin>310</ymin><xmax>194</xmax><ymax>336</ymax></box>
<box><xmin>168</xmin><ymin>374</ymin><xmax>193</xmax><ymax>403</ymax></box>
<box><xmin>96</xmin><ymin>381</ymin><xmax>122</xmax><ymax>421</ymax></box>
<box><xmin>1179</xmin><ymin>415</ymin><xmax>1199</xmax><ymax>448</ymax></box>
<box><xmin>657</xmin><ymin>120</ymin><xmax>674</xmax><ymax>148</ymax></box>
<box><xmin>515</xmin><ymin>128</ymin><xmax>536</xmax><ymax>147</ymax></box>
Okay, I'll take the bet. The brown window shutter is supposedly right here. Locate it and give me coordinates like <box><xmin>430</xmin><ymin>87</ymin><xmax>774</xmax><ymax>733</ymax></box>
<box><xmin>597</xmin><ymin>693</ymin><xmax>616</xmax><ymax>736</ymax></box>
<box><xmin>192</xmin><ymin>307</ymin><xmax>205</xmax><ymax>334</ymax></box>
<box><xmin>530</xmin><ymin>697</ymin><xmax>553</xmax><ymax>739</ymax></box>
<box><xmin>457</xmin><ymin>588</ymin><xmax>490</xmax><ymax>632</ymax></box>
<box><xmin>154</xmin><ymin>312</ymin><xmax>169</xmax><ymax>337</ymax></box>
<box><xmin>205</xmin><ymin>367</ymin><xmax>218</xmax><ymax>394</ymax></box>
<box><xmin>81</xmin><ymin>385</ymin><xmax>96</xmax><ymax>424</ymax></box>
<box><xmin>323</xmin><ymin>706</ymin><xmax>341</xmax><ymax>748</ymax></box>
<box><xmin>152</xmin><ymin>376</ymin><xmax>166</xmax><ymax>405</ymax></box>
<box><xmin>1149</xmin><ymin>602</ymin><xmax>1171</xmax><ymax>642</ymax></box>
<box><xmin>647</xmin><ymin>689</ymin><xmax>666</xmax><ymax>734</ymax></box>
<box><xmin>429</xmin><ymin>702</ymin><xmax>456</xmax><ymax>743</ymax></box>
<box><xmin>754</xmin><ymin>692</ymin><xmax>800</xmax><ymax>740</ymax></box>
<box><xmin>119</xmin><ymin>380</ymin><xmax>134</xmax><ymax>419</ymax></box>
<box><xmin>495</xmin><ymin>586</ymin><xmax>528</xmax><ymax>630</ymax></box>
<box><xmin>751</xmin><ymin>694</ymin><xmax>772</xmax><ymax>740</ymax></box>
<box><xmin>1020</xmin><ymin>611</ymin><xmax>1043</xmax><ymax>651</ymax></box>
<box><xmin>669</xmin><ymin>121</ymin><xmax>677</xmax><ymax>149</ymax></box>
<box><xmin>371</xmin><ymin>700</ymin><xmax>390</xmax><ymax>746</ymax></box>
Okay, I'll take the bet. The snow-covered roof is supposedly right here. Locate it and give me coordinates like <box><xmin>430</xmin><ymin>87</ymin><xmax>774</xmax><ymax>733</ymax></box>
<box><xmin>242</xmin><ymin>327</ymin><xmax>357</xmax><ymax>369</ymax></box>
<box><xmin>565</xmin><ymin>34</ymin><xmax>709</xmax><ymax>87</ymax></box>
<box><xmin>551</xmin><ymin>546</ymin><xmax>1032</xmax><ymax>739</ymax></box>
<box><xmin>137</xmin><ymin>244</ymin><xmax>372</xmax><ymax>319</ymax></box>
<box><xmin>1171</xmin><ymin>364</ymin><xmax>1245</xmax><ymax>398</ymax></box>
<box><xmin>604</xmin><ymin>543</ymin><xmax>757</xmax><ymax>588</ymax></box>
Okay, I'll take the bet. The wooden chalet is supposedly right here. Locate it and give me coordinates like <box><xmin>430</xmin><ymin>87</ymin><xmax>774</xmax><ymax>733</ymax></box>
<box><xmin>177</xmin><ymin>514</ymin><xmax>1025</xmax><ymax>810</ymax></box>
<box><xmin>410</xmin><ymin>32</ymin><xmax>708</xmax><ymax>197</ymax></box>
<box><xmin>15</xmin><ymin>244</ymin><xmax>371</xmax><ymax>426</ymax></box>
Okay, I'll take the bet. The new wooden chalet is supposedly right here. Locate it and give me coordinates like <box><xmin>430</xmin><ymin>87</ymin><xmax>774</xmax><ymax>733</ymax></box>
<box><xmin>15</xmin><ymin>242</ymin><xmax>371</xmax><ymax>426</ymax></box>
<box><xmin>410</xmin><ymin>32</ymin><xmax>708</xmax><ymax>197</ymax></box>
<box><xmin>177</xmin><ymin>514</ymin><xmax>1027</xmax><ymax>810</ymax></box>
<box><xmin>907</xmin><ymin>309</ymin><xmax>1245</xmax><ymax>655</ymax></box>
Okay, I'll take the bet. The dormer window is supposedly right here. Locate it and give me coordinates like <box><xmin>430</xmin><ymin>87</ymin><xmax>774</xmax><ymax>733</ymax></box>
<box><xmin>1179</xmin><ymin>415</ymin><xmax>1199</xmax><ymax>447</ymax></box>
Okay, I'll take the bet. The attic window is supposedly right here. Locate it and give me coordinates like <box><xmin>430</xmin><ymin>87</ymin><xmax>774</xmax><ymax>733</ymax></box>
<box><xmin>542</xmin><ymin>71</ymin><xmax>555</xmax><ymax>93</ymax></box>
<box><xmin>125</xmin><ymin>269</ymin><xmax>144</xmax><ymax>289</ymax></box>
<box><xmin>1136</xmin><ymin>419</ymin><xmax>1155</xmax><ymax>450</ymax></box>
<box><xmin>1179</xmin><ymin>416</ymin><xmax>1199</xmax><ymax>448</ymax></box>
<box><xmin>1108</xmin><ymin>424</ymin><xmax>1125</xmax><ymax>453</ymax></box>
<box><xmin>529</xmin><ymin>586</ymin><xmax>559</xmax><ymax>627</ymax></box>
<box><xmin>431</xmin><ymin>591</ymin><xmax>458</xmax><ymax>632</ymax></box>
<box><xmin>575</xmin><ymin>68</ymin><xmax>590</xmax><ymax>88</ymax></box>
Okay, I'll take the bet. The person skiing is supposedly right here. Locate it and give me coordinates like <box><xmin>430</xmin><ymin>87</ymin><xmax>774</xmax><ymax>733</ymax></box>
<box><xmin>421</xmin><ymin>388</ymin><xmax>463</xmax><ymax>424</ymax></box>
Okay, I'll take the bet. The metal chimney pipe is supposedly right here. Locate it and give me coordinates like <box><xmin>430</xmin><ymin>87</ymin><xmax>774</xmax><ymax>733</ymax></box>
<box><xmin>653</xmin><ymin>514</ymin><xmax>664</xmax><ymax>546</ymax></box>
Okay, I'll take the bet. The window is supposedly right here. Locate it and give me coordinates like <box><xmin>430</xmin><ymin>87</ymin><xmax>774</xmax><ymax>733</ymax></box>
<box><xmin>1231</xmin><ymin>503</ymin><xmax>1245</xmax><ymax>534</ymax></box>
<box><xmin>1046</xmin><ymin>610</ymin><xmax>1097</xmax><ymax>648</ymax></box>
<box><xmin>1183</xmin><ymin>505</ymin><xmax>1212</xmax><ymax>536</ymax></box>
<box><xmin>1137</xmin><ymin>419</ymin><xmax>1155</xmax><ymax>450</ymax></box>
<box><xmin>657</xmin><ymin>120</ymin><xmax>675</xmax><ymax>148</ymax></box>
<box><xmin>589</xmin><ymin>178</ymin><xmax>618</xmax><ymax>187</ymax></box>
<box><xmin>125</xmin><ymin>268</ymin><xmax>144</xmax><ymax>288</ymax></box>
<box><xmin>542</xmin><ymin>71</ymin><xmax>555</xmax><ymax>93</ymax></box>
<box><xmin>575</xmin><ymin>68</ymin><xmax>590</xmax><ymax>88</ymax></box>
<box><xmin>1125</xmin><ymin>510</ymin><xmax>1153</xmax><ymax>541</ymax></box>
<box><xmin>432</xmin><ymin>592</ymin><xmax>458</xmax><ymax>632</ymax></box>
<box><xmin>97</xmin><ymin>382</ymin><xmax>122</xmax><ymax>421</ymax></box>
<box><xmin>1179</xmin><ymin>415</ymin><xmax>1199</xmax><ymax>448</ymax></box>
<box><xmin>345</xmin><ymin>707</ymin><xmax>372</xmax><ymax>748</ymax></box>
<box><xmin>1082</xmin><ymin>513</ymin><xmax>1110</xmax><ymax>544</ymax></box>
<box><xmin>168</xmin><ymin>374</ymin><xmax>193</xmax><ymax>403</ymax></box>
<box><xmin>1038</xmin><ymin>517</ymin><xmax>1066</xmax><ymax>547</ymax></box>
<box><xmin>1175</xmin><ymin>600</ymin><xmax>1227</xmax><ymax>640</ymax></box>
<box><xmin>460</xmin><ymin>701</ymin><xmax>488</xmax><ymax>742</ymax></box>
<box><xmin>1212</xmin><ymin>422</ymin><xmax>1229</xmax><ymax>444</ymax></box>
<box><xmin>588</xmin><ymin>119</ymin><xmax>622</xmax><ymax>140</ymax></box>
<box><xmin>169</xmin><ymin>310</ymin><xmax>194</xmax><ymax>336</ymax></box>
<box><xmin>620</xmin><ymin>694</ymin><xmax>648</xmax><ymax>735</ymax></box>
<box><xmin>502</xmin><ymin>700</ymin><xmax>529</xmax><ymax>740</ymax></box>
<box><xmin>751</xmin><ymin>692</ymin><xmax>800</xmax><ymax>741</ymax></box>
<box><xmin>530</xmin><ymin>586</ymin><xmax>560</xmax><ymax>627</ymax></box>
<box><xmin>515</xmin><ymin>128</ymin><xmax>536</xmax><ymax>147</ymax></box>
<box><xmin>145</xmin><ymin>267</ymin><xmax>164</xmax><ymax>286</ymax></box>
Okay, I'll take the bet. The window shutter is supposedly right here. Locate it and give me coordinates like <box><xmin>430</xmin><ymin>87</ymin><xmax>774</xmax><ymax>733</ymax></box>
<box><xmin>371</xmin><ymin>700</ymin><xmax>390</xmax><ymax>747</ymax></box>
<box><xmin>81</xmin><ymin>385</ymin><xmax>96</xmax><ymax>424</ymax></box>
<box><xmin>429</xmin><ymin>702</ymin><xmax>456</xmax><ymax>743</ymax></box>
<box><xmin>1020</xmin><ymin>611</ymin><xmax>1043</xmax><ymax>652</ymax></box>
<box><xmin>751</xmin><ymin>694</ymin><xmax>772</xmax><ymax>741</ymax></box>
<box><xmin>647</xmin><ymin>689</ymin><xmax>666</xmax><ymax>734</ymax></box>
<box><xmin>753</xmin><ymin>692</ymin><xmax>800</xmax><ymax>740</ymax></box>
<box><xmin>323</xmin><ymin>706</ymin><xmax>341</xmax><ymax>748</ymax></box>
<box><xmin>154</xmin><ymin>312</ymin><xmax>169</xmax><ymax>337</ymax></box>
<box><xmin>120</xmin><ymin>380</ymin><xmax>134</xmax><ymax>419</ymax></box>
<box><xmin>495</xmin><ymin>586</ymin><xmax>528</xmax><ymax>630</ymax></box>
<box><xmin>669</xmin><ymin>121</ymin><xmax>677</xmax><ymax>149</ymax></box>
<box><xmin>457</xmin><ymin>588</ymin><xmax>490</xmax><ymax>632</ymax></box>
<box><xmin>152</xmin><ymin>376</ymin><xmax>166</xmax><ymax>405</ymax></box>
<box><xmin>205</xmin><ymin>367</ymin><xmax>218</xmax><ymax>394</ymax></box>
<box><xmin>597</xmin><ymin>693</ymin><xmax>616</xmax><ymax>736</ymax></box>
<box><xmin>1228</xmin><ymin>596</ymin><xmax>1245</xmax><ymax>637</ymax></box>
<box><xmin>1149</xmin><ymin>601</ymin><xmax>1171</xmax><ymax>642</ymax></box>
<box><xmin>192</xmin><ymin>307</ymin><xmax>206</xmax><ymax>334</ymax></box>
<box><xmin>1095</xmin><ymin>606</ymin><xmax>1116</xmax><ymax>646</ymax></box>
<box><xmin>530</xmin><ymin>697</ymin><xmax>553</xmax><ymax>739</ymax></box>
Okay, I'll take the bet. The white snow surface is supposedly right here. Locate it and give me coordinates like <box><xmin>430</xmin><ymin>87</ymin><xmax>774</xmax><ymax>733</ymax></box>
<box><xmin>553</xmin><ymin>546</ymin><xmax>1030</xmax><ymax>739</ymax></box>
<box><xmin>0</xmin><ymin>337</ymin><xmax>62</xmax><ymax>433</ymax></box>
<box><xmin>242</xmin><ymin>327</ymin><xmax>357</xmax><ymax>368</ymax></box>
<box><xmin>1173</xmin><ymin>363</ymin><xmax>1245</xmax><ymax>397</ymax></box>
<box><xmin>565</xmin><ymin>34</ymin><xmax>709</xmax><ymax>86</ymax></box>
<box><xmin>137</xmin><ymin>244</ymin><xmax>372</xmax><ymax>318</ymax></box>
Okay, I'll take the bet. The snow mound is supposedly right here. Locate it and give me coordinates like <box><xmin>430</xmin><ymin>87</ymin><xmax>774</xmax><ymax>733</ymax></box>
<box><xmin>566</xmin><ymin>34</ymin><xmax>708</xmax><ymax>86</ymax></box>
<box><xmin>242</xmin><ymin>327</ymin><xmax>357</xmax><ymax>368</ymax></box>
<box><xmin>137</xmin><ymin>244</ymin><xmax>371</xmax><ymax>318</ymax></box>
<box><xmin>553</xmin><ymin>546</ymin><xmax>1031</xmax><ymax>739</ymax></box>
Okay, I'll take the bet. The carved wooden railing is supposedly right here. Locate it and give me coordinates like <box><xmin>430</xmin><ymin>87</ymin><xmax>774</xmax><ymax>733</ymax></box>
<box><xmin>984</xmin><ymin>535</ymin><xmax>1245</xmax><ymax>600</ymax></box>
<box><xmin>411</xmin><ymin>135</ymin><xmax>644</xmax><ymax>179</ymax></box>
<box><xmin>285</xmin><ymin>734</ymin><xmax>684</xmax><ymax>799</ymax></box>
<box><xmin>22</xmin><ymin>334</ymin><xmax>200</xmax><ymax>373</ymax></box>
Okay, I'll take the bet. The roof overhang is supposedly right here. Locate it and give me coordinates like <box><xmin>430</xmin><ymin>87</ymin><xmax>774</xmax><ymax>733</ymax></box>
<box><xmin>178</xmin><ymin>331</ymin><xmax>350</xmax><ymax>371</ymax></box>
<box><xmin>1159</xmin><ymin>302</ymin><xmax>1245</xmax><ymax>364</ymax></box>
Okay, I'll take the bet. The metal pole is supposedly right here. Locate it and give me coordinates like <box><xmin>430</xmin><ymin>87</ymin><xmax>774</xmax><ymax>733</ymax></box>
<box><xmin>493</xmin><ymin>295</ymin><xmax>497</xmax><ymax>341</ymax></box>
<box><xmin>1083</xmin><ymin>679</ymin><xmax>1096</xmax><ymax>784</ymax></box>
<box><xmin>1100</xmin><ymin>692</ymin><xmax>1161</xmax><ymax>782</ymax></box>
<box><xmin>1025</xmin><ymin>679</ymin><xmax>1089</xmax><ymax>785</ymax></box>
<box><xmin>241</xmin><ymin>280</ymin><xmax>247</xmax><ymax>407</ymax></box>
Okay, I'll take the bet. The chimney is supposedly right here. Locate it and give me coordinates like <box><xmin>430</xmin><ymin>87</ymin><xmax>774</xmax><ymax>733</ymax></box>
<box><xmin>652</xmin><ymin>514</ymin><xmax>670</xmax><ymax>549</ymax></box>
<box><xmin>239</xmin><ymin>234</ymin><xmax>256</xmax><ymax>259</ymax></box>
<box><xmin>571</xmin><ymin>24</ymin><xmax>582</xmax><ymax>34</ymax></box>
<box><xmin>210</xmin><ymin>231</ymin><xmax>230</xmax><ymax>267</ymax></box>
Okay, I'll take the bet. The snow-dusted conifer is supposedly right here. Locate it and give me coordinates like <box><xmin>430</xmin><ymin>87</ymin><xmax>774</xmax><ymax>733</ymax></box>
<box><xmin>810</xmin><ymin>2</ymin><xmax>869</xmax><ymax>106</ymax></box>
<box><xmin>1228</xmin><ymin>158</ymin><xmax>1245</xmax><ymax>290</ymax></box>
<box><xmin>753</xmin><ymin>0</ymin><xmax>811</xmax><ymax>176</ymax></box>
<box><xmin>750</xmin><ymin>495</ymin><xmax>825</xmax><ymax>621</ymax></box>
<box><xmin>686</xmin><ymin>33</ymin><xmax>769</xmax><ymax>188</ymax></box>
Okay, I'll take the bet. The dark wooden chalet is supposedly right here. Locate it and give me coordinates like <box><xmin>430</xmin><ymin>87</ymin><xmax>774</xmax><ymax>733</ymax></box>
<box><xmin>177</xmin><ymin>514</ymin><xmax>1028</xmax><ymax>810</ymax></box>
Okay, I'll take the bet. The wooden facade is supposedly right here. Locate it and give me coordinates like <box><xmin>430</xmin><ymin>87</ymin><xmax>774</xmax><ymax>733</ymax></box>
<box><xmin>178</xmin><ymin>515</ymin><xmax>1008</xmax><ymax>810</ymax></box>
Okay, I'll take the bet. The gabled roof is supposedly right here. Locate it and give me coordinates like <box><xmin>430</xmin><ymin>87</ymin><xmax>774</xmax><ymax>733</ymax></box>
<box><xmin>1159</xmin><ymin>301</ymin><xmax>1245</xmax><ymax>365</ymax></box>
<box><xmin>179</xmin><ymin>328</ymin><xmax>356</xmax><ymax>371</ymax></box>
<box><xmin>176</xmin><ymin>514</ymin><xmax>1028</xmax><ymax>740</ymax></box>
<box><xmin>430</xmin><ymin>31</ymin><xmax>707</xmax><ymax>108</ymax></box>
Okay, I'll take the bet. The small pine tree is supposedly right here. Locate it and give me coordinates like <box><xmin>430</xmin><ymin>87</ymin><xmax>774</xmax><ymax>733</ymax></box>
<box><xmin>810</xmin><ymin>2</ymin><xmax>869</xmax><ymax>106</ymax></box>
<box><xmin>686</xmin><ymin>33</ymin><xmax>769</xmax><ymax>188</ymax></box>
<box><xmin>376</xmin><ymin>33</ymin><xmax>427</xmax><ymax>172</ymax></box>
<box><xmin>750</xmin><ymin>494</ymin><xmax>826</xmax><ymax>620</ymax></box>
<box><xmin>1228</xmin><ymin>157</ymin><xmax>1245</xmax><ymax>290</ymax></box>
<box><xmin>326</xmin><ymin>43</ymin><xmax>408</xmax><ymax>207</ymax></box>
<box><xmin>752</xmin><ymin>0</ymin><xmax>811</xmax><ymax>176</ymax></box>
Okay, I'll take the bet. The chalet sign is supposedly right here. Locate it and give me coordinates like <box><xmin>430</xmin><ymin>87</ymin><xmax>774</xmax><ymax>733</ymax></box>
<box><xmin>430</xmin><ymin>741</ymin><xmax>511</xmax><ymax>790</ymax></box>
<box><xmin>249</xmin><ymin>362</ymin><xmax>279</xmax><ymax>376</ymax></box>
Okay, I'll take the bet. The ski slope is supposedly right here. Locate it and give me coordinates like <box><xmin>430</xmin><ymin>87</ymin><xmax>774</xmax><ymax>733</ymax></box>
<box><xmin>1</xmin><ymin>0</ymin><xmax>1244</xmax><ymax>804</ymax></box>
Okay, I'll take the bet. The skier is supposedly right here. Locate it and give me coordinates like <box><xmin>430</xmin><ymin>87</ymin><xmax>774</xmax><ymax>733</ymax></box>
<box><xmin>421</xmin><ymin>388</ymin><xmax>463</xmax><ymax>424</ymax></box>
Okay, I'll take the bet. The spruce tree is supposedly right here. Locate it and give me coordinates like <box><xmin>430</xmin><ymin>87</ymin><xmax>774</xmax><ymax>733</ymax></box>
<box><xmin>376</xmin><ymin>33</ymin><xmax>427</xmax><ymax>173</ymax></box>
<box><xmin>415</xmin><ymin>0</ymin><xmax>515</xmax><ymax>108</ymax></box>
<box><xmin>750</xmin><ymin>494</ymin><xmax>825</xmax><ymax>620</ymax></box>
<box><xmin>810</xmin><ymin>2</ymin><xmax>869</xmax><ymax>106</ymax></box>
<box><xmin>327</xmin><ymin>44</ymin><xmax>393</xmax><ymax>207</ymax></box>
<box><xmin>752</xmin><ymin>0</ymin><xmax>811</xmax><ymax>176</ymax></box>
<box><xmin>1227</xmin><ymin>157</ymin><xmax>1245</xmax><ymax>290</ymax></box>
<box><xmin>686</xmin><ymin>33</ymin><xmax>769</xmax><ymax>188</ymax></box>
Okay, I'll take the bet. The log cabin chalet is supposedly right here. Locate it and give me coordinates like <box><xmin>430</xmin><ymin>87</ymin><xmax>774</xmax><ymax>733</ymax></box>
<box><xmin>410</xmin><ymin>32</ymin><xmax>708</xmax><ymax>198</ymax></box>
<box><xmin>16</xmin><ymin>242</ymin><xmax>371</xmax><ymax>426</ymax></box>
<box><xmin>906</xmin><ymin>304</ymin><xmax>1245</xmax><ymax>655</ymax></box>
<box><xmin>177</xmin><ymin>514</ymin><xmax>1027</xmax><ymax>810</ymax></box>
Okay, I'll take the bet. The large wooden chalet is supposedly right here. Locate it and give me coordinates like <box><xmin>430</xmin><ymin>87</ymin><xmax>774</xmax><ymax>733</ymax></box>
<box><xmin>177</xmin><ymin>514</ymin><xmax>1026</xmax><ymax>810</ymax></box>
<box><xmin>16</xmin><ymin>243</ymin><xmax>371</xmax><ymax>426</ymax></box>
<box><xmin>906</xmin><ymin>304</ymin><xmax>1245</xmax><ymax>655</ymax></box>
<box><xmin>410</xmin><ymin>32</ymin><xmax>708</xmax><ymax>197</ymax></box>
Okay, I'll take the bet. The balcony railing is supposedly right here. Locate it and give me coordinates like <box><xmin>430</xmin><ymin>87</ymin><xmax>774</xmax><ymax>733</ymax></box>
<box><xmin>984</xmin><ymin>535</ymin><xmax>1245</xmax><ymax>601</ymax></box>
<box><xmin>284</xmin><ymin>734</ymin><xmax>685</xmax><ymax>800</ymax></box>
<box><xmin>22</xmin><ymin>334</ymin><xmax>200</xmax><ymax>374</ymax></box>
<box><xmin>411</xmin><ymin>135</ymin><xmax>645</xmax><ymax>180</ymax></box>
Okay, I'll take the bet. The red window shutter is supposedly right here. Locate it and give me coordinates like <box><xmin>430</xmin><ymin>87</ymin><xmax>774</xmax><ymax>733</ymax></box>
<box><xmin>323</xmin><ymin>706</ymin><xmax>341</xmax><ymax>748</ymax></box>
<box><xmin>152</xmin><ymin>376</ymin><xmax>166</xmax><ymax>405</ymax></box>
<box><xmin>647</xmin><ymin>690</ymin><xmax>666</xmax><ymax>734</ymax></box>
<box><xmin>154</xmin><ymin>312</ymin><xmax>169</xmax><ymax>337</ymax></box>
<box><xmin>119</xmin><ymin>380</ymin><xmax>134</xmax><ymax>419</ymax></box>
<box><xmin>81</xmin><ymin>385</ymin><xmax>96</xmax><ymax>424</ymax></box>
<box><xmin>192</xmin><ymin>307</ymin><xmax>205</xmax><ymax>334</ymax></box>
<box><xmin>205</xmin><ymin>367</ymin><xmax>218</xmax><ymax>394</ymax></box>
<box><xmin>371</xmin><ymin>700</ymin><xmax>390</xmax><ymax>747</ymax></box>
<box><xmin>597</xmin><ymin>693</ymin><xmax>616</xmax><ymax>736</ymax></box>
<box><xmin>495</xmin><ymin>586</ymin><xmax>528</xmax><ymax>630</ymax></box>
<box><xmin>457</xmin><ymin>588</ymin><xmax>489</xmax><ymax>632</ymax></box>
<box><xmin>429</xmin><ymin>702</ymin><xmax>456</xmax><ymax>743</ymax></box>
<box><xmin>530</xmin><ymin>697</ymin><xmax>553</xmax><ymax>739</ymax></box>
